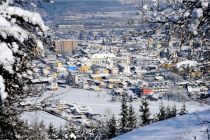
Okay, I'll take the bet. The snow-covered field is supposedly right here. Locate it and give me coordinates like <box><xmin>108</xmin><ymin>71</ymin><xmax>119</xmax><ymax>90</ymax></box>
<box><xmin>113</xmin><ymin>109</ymin><xmax>210</xmax><ymax>140</ymax></box>
<box><xmin>21</xmin><ymin>87</ymin><xmax>210</xmax><ymax>127</ymax></box>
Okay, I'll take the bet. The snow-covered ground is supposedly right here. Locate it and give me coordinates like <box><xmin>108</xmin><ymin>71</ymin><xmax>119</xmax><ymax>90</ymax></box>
<box><xmin>113</xmin><ymin>109</ymin><xmax>210</xmax><ymax>140</ymax></box>
<box><xmin>21</xmin><ymin>87</ymin><xmax>210</xmax><ymax>127</ymax></box>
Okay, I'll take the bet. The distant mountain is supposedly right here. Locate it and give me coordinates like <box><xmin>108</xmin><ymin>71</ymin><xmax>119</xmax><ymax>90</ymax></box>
<box><xmin>19</xmin><ymin>0</ymin><xmax>137</xmax><ymax>27</ymax></box>
<box><xmin>33</xmin><ymin>0</ymin><xmax>127</xmax><ymax>20</ymax></box>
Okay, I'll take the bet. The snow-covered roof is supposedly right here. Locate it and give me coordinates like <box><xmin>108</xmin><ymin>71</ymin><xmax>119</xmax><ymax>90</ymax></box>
<box><xmin>176</xmin><ymin>60</ymin><xmax>198</xmax><ymax>68</ymax></box>
<box><xmin>91</xmin><ymin>73</ymin><xmax>109</xmax><ymax>77</ymax></box>
<box><xmin>78</xmin><ymin>57</ymin><xmax>90</xmax><ymax>62</ymax></box>
<box><xmin>31</xmin><ymin>77</ymin><xmax>54</xmax><ymax>83</ymax></box>
<box><xmin>91</xmin><ymin>53</ymin><xmax>116</xmax><ymax>58</ymax></box>
<box><xmin>113</xmin><ymin>88</ymin><xmax>124</xmax><ymax>93</ymax></box>
<box><xmin>176</xmin><ymin>81</ymin><xmax>189</xmax><ymax>85</ymax></box>
<box><xmin>181</xmin><ymin>45</ymin><xmax>191</xmax><ymax>51</ymax></box>
<box><xmin>73</xmin><ymin>105</ymin><xmax>92</xmax><ymax>114</ymax></box>
<box><xmin>155</xmin><ymin>76</ymin><xmax>165</xmax><ymax>81</ymax></box>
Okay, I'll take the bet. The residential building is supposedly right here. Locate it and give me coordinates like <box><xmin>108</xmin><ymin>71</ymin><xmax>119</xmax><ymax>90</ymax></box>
<box><xmin>54</xmin><ymin>40</ymin><xmax>78</xmax><ymax>56</ymax></box>
<box><xmin>116</xmin><ymin>56</ymin><xmax>130</xmax><ymax>65</ymax></box>
<box><xmin>90</xmin><ymin>53</ymin><xmax>116</xmax><ymax>65</ymax></box>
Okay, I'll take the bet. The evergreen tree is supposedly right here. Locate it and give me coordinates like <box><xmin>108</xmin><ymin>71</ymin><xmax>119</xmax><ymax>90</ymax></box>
<box><xmin>165</xmin><ymin>105</ymin><xmax>172</xmax><ymax>119</ymax></box>
<box><xmin>64</xmin><ymin>124</ymin><xmax>76</xmax><ymax>140</ymax></box>
<box><xmin>57</xmin><ymin>126</ymin><xmax>65</xmax><ymax>139</ymax></box>
<box><xmin>94</xmin><ymin>34</ymin><xmax>98</xmax><ymax>40</ymax></box>
<box><xmin>157</xmin><ymin>102</ymin><xmax>166</xmax><ymax>121</ymax></box>
<box><xmin>78</xmin><ymin>32</ymin><xmax>84</xmax><ymax>40</ymax></box>
<box><xmin>107</xmin><ymin>115</ymin><xmax>117</xmax><ymax>139</ymax></box>
<box><xmin>128</xmin><ymin>104</ymin><xmax>137</xmax><ymax>130</ymax></box>
<box><xmin>165</xmin><ymin>105</ymin><xmax>177</xmax><ymax>119</ymax></box>
<box><xmin>179</xmin><ymin>102</ymin><xmax>187</xmax><ymax>115</ymax></box>
<box><xmin>102</xmin><ymin>39</ymin><xmax>106</xmax><ymax>45</ymax></box>
<box><xmin>78</xmin><ymin>127</ymin><xmax>87</xmax><ymax>139</ymax></box>
<box><xmin>139</xmin><ymin>98</ymin><xmax>151</xmax><ymax>126</ymax></box>
<box><xmin>171</xmin><ymin>105</ymin><xmax>177</xmax><ymax>118</ymax></box>
<box><xmin>88</xmin><ymin>30</ymin><xmax>93</xmax><ymax>37</ymax></box>
<box><xmin>63</xmin><ymin>124</ymin><xmax>69</xmax><ymax>140</ymax></box>
<box><xmin>35</xmin><ymin>121</ymin><xmax>47</xmax><ymax>139</ymax></box>
<box><xmin>119</xmin><ymin>94</ymin><xmax>129</xmax><ymax>133</ymax></box>
<box><xmin>47</xmin><ymin>123</ymin><xmax>57</xmax><ymax>139</ymax></box>
<box><xmin>0</xmin><ymin>1</ymin><xmax>50</xmax><ymax>138</ymax></box>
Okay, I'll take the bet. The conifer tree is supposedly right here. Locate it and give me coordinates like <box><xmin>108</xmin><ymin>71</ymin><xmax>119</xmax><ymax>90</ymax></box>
<box><xmin>0</xmin><ymin>1</ymin><xmax>50</xmax><ymax>138</ymax></box>
<box><xmin>63</xmin><ymin>124</ymin><xmax>76</xmax><ymax>140</ymax></box>
<box><xmin>47</xmin><ymin>123</ymin><xmax>57</xmax><ymax>139</ymax></box>
<box><xmin>166</xmin><ymin>105</ymin><xmax>172</xmax><ymax>119</ymax></box>
<box><xmin>57</xmin><ymin>126</ymin><xmax>65</xmax><ymax>139</ymax></box>
<box><xmin>139</xmin><ymin>98</ymin><xmax>151</xmax><ymax>126</ymax></box>
<box><xmin>107</xmin><ymin>115</ymin><xmax>117</xmax><ymax>139</ymax></box>
<box><xmin>157</xmin><ymin>102</ymin><xmax>166</xmax><ymax>121</ymax></box>
<box><xmin>33</xmin><ymin>121</ymin><xmax>47</xmax><ymax>139</ymax></box>
<box><xmin>128</xmin><ymin>104</ymin><xmax>137</xmax><ymax>130</ymax></box>
<box><xmin>163</xmin><ymin>105</ymin><xmax>177</xmax><ymax>119</ymax></box>
<box><xmin>119</xmin><ymin>93</ymin><xmax>129</xmax><ymax>133</ymax></box>
<box><xmin>78</xmin><ymin>32</ymin><xmax>84</xmax><ymax>40</ymax></box>
<box><xmin>179</xmin><ymin>102</ymin><xmax>187</xmax><ymax>115</ymax></box>
<box><xmin>78</xmin><ymin>127</ymin><xmax>87</xmax><ymax>139</ymax></box>
<box><xmin>63</xmin><ymin>125</ymin><xmax>68</xmax><ymax>140</ymax></box>
<box><xmin>102</xmin><ymin>38</ymin><xmax>106</xmax><ymax>45</ymax></box>
<box><xmin>171</xmin><ymin>105</ymin><xmax>177</xmax><ymax>118</ymax></box>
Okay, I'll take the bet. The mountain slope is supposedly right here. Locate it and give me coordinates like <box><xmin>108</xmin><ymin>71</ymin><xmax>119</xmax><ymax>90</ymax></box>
<box><xmin>113</xmin><ymin>109</ymin><xmax>210</xmax><ymax>140</ymax></box>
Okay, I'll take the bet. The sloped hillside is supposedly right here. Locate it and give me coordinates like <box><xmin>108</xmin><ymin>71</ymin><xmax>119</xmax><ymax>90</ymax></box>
<box><xmin>113</xmin><ymin>110</ymin><xmax>210</xmax><ymax>140</ymax></box>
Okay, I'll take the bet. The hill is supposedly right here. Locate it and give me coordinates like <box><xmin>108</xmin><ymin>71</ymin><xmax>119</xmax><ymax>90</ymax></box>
<box><xmin>113</xmin><ymin>110</ymin><xmax>210</xmax><ymax>140</ymax></box>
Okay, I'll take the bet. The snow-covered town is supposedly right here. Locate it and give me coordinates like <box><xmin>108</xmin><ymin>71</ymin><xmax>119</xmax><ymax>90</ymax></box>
<box><xmin>1</xmin><ymin>0</ymin><xmax>210</xmax><ymax>140</ymax></box>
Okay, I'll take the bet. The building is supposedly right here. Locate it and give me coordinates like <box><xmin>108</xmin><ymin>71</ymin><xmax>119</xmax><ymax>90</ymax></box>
<box><xmin>147</xmin><ymin>81</ymin><xmax>171</xmax><ymax>94</ymax></box>
<box><xmin>116</xmin><ymin>56</ymin><xmax>130</xmax><ymax>65</ymax></box>
<box><xmin>90</xmin><ymin>53</ymin><xmax>116</xmax><ymax>65</ymax></box>
<box><xmin>79</xmin><ymin>65</ymin><xmax>91</xmax><ymax>73</ymax></box>
<box><xmin>54</xmin><ymin>40</ymin><xmax>78</xmax><ymax>56</ymax></box>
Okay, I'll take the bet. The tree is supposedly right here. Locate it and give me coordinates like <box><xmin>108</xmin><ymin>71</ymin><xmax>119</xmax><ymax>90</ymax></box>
<box><xmin>128</xmin><ymin>104</ymin><xmax>137</xmax><ymax>130</ymax></box>
<box><xmin>107</xmin><ymin>114</ymin><xmax>117</xmax><ymax>139</ymax></box>
<box><xmin>119</xmin><ymin>93</ymin><xmax>129</xmax><ymax>133</ymax></box>
<box><xmin>78</xmin><ymin>126</ymin><xmax>88</xmax><ymax>140</ymax></box>
<box><xmin>179</xmin><ymin>102</ymin><xmax>187</xmax><ymax>115</ymax></box>
<box><xmin>102</xmin><ymin>38</ymin><xmax>106</xmax><ymax>45</ymax></box>
<box><xmin>139</xmin><ymin>98</ymin><xmax>151</xmax><ymax>126</ymax></box>
<box><xmin>64</xmin><ymin>123</ymin><xmax>76</xmax><ymax>140</ymax></box>
<box><xmin>0</xmin><ymin>0</ymin><xmax>54</xmax><ymax>139</ymax></box>
<box><xmin>57</xmin><ymin>126</ymin><xmax>65</xmax><ymax>139</ymax></box>
<box><xmin>165</xmin><ymin>105</ymin><xmax>172</xmax><ymax>119</ymax></box>
<box><xmin>47</xmin><ymin>123</ymin><xmax>57</xmax><ymax>139</ymax></box>
<box><xmin>138</xmin><ymin>0</ymin><xmax>210</xmax><ymax>80</ymax></box>
<box><xmin>31</xmin><ymin>120</ymin><xmax>47</xmax><ymax>139</ymax></box>
<box><xmin>78</xmin><ymin>32</ymin><xmax>84</xmax><ymax>40</ymax></box>
<box><xmin>139</xmin><ymin>0</ymin><xmax>210</xmax><ymax>47</ymax></box>
<box><xmin>157</xmin><ymin>102</ymin><xmax>166</xmax><ymax>121</ymax></box>
<box><xmin>165</xmin><ymin>105</ymin><xmax>177</xmax><ymax>119</ymax></box>
<box><xmin>171</xmin><ymin>105</ymin><xmax>177</xmax><ymax>118</ymax></box>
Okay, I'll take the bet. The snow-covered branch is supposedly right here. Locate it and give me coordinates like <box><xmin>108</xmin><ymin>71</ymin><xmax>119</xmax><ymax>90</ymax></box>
<box><xmin>139</xmin><ymin>0</ymin><xmax>210</xmax><ymax>46</ymax></box>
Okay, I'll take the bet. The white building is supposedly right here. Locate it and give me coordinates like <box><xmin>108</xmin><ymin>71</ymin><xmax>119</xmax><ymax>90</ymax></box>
<box><xmin>116</xmin><ymin>56</ymin><xmax>130</xmax><ymax>65</ymax></box>
<box><xmin>90</xmin><ymin>53</ymin><xmax>116</xmax><ymax>66</ymax></box>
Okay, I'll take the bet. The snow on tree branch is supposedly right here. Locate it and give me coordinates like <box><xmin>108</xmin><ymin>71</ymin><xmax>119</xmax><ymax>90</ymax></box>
<box><xmin>0</xmin><ymin>0</ymin><xmax>10</xmax><ymax>11</ymax></box>
<box><xmin>0</xmin><ymin>75</ymin><xmax>7</xmax><ymax>102</ymax></box>
<box><xmin>0</xmin><ymin>0</ymin><xmax>47</xmax><ymax>103</ymax></box>
<box><xmin>139</xmin><ymin>0</ymin><xmax>210</xmax><ymax>45</ymax></box>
